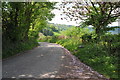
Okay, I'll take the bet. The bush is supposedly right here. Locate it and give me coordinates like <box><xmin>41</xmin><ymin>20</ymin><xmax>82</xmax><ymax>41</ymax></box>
<box><xmin>2</xmin><ymin>39</ymin><xmax>38</xmax><ymax>59</ymax></box>
<box><xmin>55</xmin><ymin>35</ymin><xmax>119</xmax><ymax>78</ymax></box>
<box><xmin>74</xmin><ymin>43</ymin><xmax>118</xmax><ymax>78</ymax></box>
<box><xmin>38</xmin><ymin>28</ymin><xmax>119</xmax><ymax>79</ymax></box>
<box><xmin>56</xmin><ymin>38</ymin><xmax>81</xmax><ymax>51</ymax></box>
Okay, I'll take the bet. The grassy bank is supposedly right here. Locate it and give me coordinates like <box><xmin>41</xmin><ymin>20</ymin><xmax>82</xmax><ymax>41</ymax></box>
<box><xmin>39</xmin><ymin>34</ymin><xmax>119</xmax><ymax>79</ymax></box>
<box><xmin>2</xmin><ymin>39</ymin><xmax>38</xmax><ymax>59</ymax></box>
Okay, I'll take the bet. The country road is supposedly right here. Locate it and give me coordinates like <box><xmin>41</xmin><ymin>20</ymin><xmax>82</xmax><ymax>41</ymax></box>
<box><xmin>2</xmin><ymin>42</ymin><xmax>108</xmax><ymax>80</ymax></box>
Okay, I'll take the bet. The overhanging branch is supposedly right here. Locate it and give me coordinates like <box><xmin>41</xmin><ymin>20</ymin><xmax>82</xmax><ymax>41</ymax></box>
<box><xmin>90</xmin><ymin>1</ymin><xmax>99</xmax><ymax>15</ymax></box>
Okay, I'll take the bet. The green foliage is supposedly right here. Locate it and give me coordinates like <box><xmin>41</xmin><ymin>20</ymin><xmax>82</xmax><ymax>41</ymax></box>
<box><xmin>39</xmin><ymin>26</ymin><xmax>119</xmax><ymax>79</ymax></box>
<box><xmin>39</xmin><ymin>35</ymin><xmax>59</xmax><ymax>43</ymax></box>
<box><xmin>60</xmin><ymin>2</ymin><xmax>120</xmax><ymax>37</ymax></box>
<box><xmin>80</xmin><ymin>2</ymin><xmax>119</xmax><ymax>37</ymax></box>
<box><xmin>40</xmin><ymin>23</ymin><xmax>61</xmax><ymax>36</ymax></box>
<box><xmin>56</xmin><ymin>37</ymin><xmax>119</xmax><ymax>78</ymax></box>
<box><xmin>2</xmin><ymin>2</ymin><xmax>55</xmax><ymax>58</ymax></box>
<box><xmin>56</xmin><ymin>38</ymin><xmax>81</xmax><ymax>51</ymax></box>
<box><xmin>100</xmin><ymin>34</ymin><xmax>120</xmax><ymax>56</ymax></box>
<box><xmin>61</xmin><ymin>26</ymin><xmax>90</xmax><ymax>38</ymax></box>
<box><xmin>74</xmin><ymin>43</ymin><xmax>118</xmax><ymax>78</ymax></box>
<box><xmin>49</xmin><ymin>23</ymin><xmax>72</xmax><ymax>31</ymax></box>
<box><xmin>41</xmin><ymin>29</ymin><xmax>54</xmax><ymax>36</ymax></box>
<box><xmin>3</xmin><ymin>39</ymin><xmax>38</xmax><ymax>58</ymax></box>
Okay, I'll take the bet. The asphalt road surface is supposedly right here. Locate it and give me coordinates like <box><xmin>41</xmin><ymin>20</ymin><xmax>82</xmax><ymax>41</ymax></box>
<box><xmin>2</xmin><ymin>42</ymin><xmax>108</xmax><ymax>80</ymax></box>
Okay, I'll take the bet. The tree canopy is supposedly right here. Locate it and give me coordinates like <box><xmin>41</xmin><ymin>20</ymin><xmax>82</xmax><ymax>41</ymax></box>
<box><xmin>59</xmin><ymin>1</ymin><xmax>120</xmax><ymax>37</ymax></box>
<box><xmin>2</xmin><ymin>2</ymin><xmax>55</xmax><ymax>42</ymax></box>
<box><xmin>2</xmin><ymin>2</ymin><xmax>56</xmax><ymax>58</ymax></box>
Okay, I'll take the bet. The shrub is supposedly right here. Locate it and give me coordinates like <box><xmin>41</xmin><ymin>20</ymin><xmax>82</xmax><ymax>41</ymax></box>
<box><xmin>74</xmin><ymin>43</ymin><xmax>118</xmax><ymax>78</ymax></box>
<box><xmin>2</xmin><ymin>39</ymin><xmax>38</xmax><ymax>59</ymax></box>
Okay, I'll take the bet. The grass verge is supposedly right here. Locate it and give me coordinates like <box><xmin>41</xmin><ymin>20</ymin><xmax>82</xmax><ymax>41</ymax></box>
<box><xmin>2</xmin><ymin>39</ymin><xmax>38</xmax><ymax>59</ymax></box>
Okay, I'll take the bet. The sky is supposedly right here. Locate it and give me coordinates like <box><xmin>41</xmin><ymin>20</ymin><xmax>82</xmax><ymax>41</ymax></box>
<box><xmin>48</xmin><ymin>2</ymin><xmax>81</xmax><ymax>26</ymax></box>
<box><xmin>49</xmin><ymin>8</ymin><xmax>80</xmax><ymax>26</ymax></box>
<box><xmin>49</xmin><ymin>8</ymin><xmax>119</xmax><ymax>26</ymax></box>
<box><xmin>48</xmin><ymin>3</ymin><xmax>119</xmax><ymax>27</ymax></box>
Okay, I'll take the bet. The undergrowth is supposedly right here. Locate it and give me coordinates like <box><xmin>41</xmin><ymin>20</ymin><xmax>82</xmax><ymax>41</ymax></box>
<box><xmin>2</xmin><ymin>39</ymin><xmax>38</xmax><ymax>59</ymax></box>
<box><xmin>39</xmin><ymin>34</ymin><xmax>119</xmax><ymax>79</ymax></box>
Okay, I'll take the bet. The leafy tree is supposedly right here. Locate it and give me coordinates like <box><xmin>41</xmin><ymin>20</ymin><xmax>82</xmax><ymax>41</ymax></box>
<box><xmin>59</xmin><ymin>1</ymin><xmax>120</xmax><ymax>37</ymax></box>
<box><xmin>2</xmin><ymin>2</ymin><xmax>55</xmax><ymax>58</ymax></box>
<box><xmin>2</xmin><ymin>2</ymin><xmax>55</xmax><ymax>42</ymax></box>
<box><xmin>40</xmin><ymin>29</ymin><xmax>54</xmax><ymax>36</ymax></box>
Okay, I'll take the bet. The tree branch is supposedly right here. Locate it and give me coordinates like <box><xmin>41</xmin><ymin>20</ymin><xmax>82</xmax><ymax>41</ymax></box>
<box><xmin>112</xmin><ymin>12</ymin><xmax>120</xmax><ymax>18</ymax></box>
<box><xmin>90</xmin><ymin>1</ymin><xmax>99</xmax><ymax>14</ymax></box>
<box><xmin>107</xmin><ymin>2</ymin><xmax>113</xmax><ymax>20</ymax></box>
